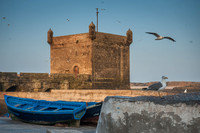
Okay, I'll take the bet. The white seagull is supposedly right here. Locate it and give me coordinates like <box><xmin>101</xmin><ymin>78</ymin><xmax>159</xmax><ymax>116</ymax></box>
<box><xmin>143</xmin><ymin>76</ymin><xmax>168</xmax><ymax>97</ymax></box>
<box><xmin>146</xmin><ymin>32</ymin><xmax>176</xmax><ymax>42</ymax></box>
<box><xmin>184</xmin><ymin>89</ymin><xmax>187</xmax><ymax>93</ymax></box>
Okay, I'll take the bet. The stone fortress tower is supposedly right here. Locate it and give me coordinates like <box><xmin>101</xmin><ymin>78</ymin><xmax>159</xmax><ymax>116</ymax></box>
<box><xmin>47</xmin><ymin>22</ymin><xmax>133</xmax><ymax>89</ymax></box>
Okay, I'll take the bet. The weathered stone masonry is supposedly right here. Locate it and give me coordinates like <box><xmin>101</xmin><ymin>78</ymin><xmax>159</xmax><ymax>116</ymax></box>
<box><xmin>0</xmin><ymin>22</ymin><xmax>132</xmax><ymax>91</ymax></box>
<box><xmin>48</xmin><ymin>22</ymin><xmax>133</xmax><ymax>89</ymax></box>
<box><xmin>0</xmin><ymin>72</ymin><xmax>91</xmax><ymax>92</ymax></box>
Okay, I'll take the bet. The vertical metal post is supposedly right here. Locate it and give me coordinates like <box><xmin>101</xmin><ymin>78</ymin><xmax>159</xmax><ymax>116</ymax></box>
<box><xmin>96</xmin><ymin>8</ymin><xmax>99</xmax><ymax>32</ymax></box>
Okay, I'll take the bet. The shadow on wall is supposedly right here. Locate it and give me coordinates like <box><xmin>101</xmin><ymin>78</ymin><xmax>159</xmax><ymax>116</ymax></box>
<box><xmin>44</xmin><ymin>88</ymin><xmax>52</xmax><ymax>92</ymax></box>
<box><xmin>5</xmin><ymin>86</ymin><xmax>18</xmax><ymax>92</ymax></box>
<box><xmin>0</xmin><ymin>83</ymin><xmax>3</xmax><ymax>91</ymax></box>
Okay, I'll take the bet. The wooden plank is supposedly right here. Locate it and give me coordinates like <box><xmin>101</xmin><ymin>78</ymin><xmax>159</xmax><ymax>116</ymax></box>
<box><xmin>14</xmin><ymin>104</ymin><xmax>22</xmax><ymax>107</ymax></box>
<box><xmin>53</xmin><ymin>108</ymin><xmax>61</xmax><ymax>111</ymax></box>
<box><xmin>39</xmin><ymin>107</ymin><xmax>48</xmax><ymax>111</ymax></box>
<box><xmin>26</xmin><ymin>106</ymin><xmax>34</xmax><ymax>110</ymax></box>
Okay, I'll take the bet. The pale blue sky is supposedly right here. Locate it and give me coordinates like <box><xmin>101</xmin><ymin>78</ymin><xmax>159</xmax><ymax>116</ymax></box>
<box><xmin>0</xmin><ymin>0</ymin><xmax>200</xmax><ymax>82</ymax></box>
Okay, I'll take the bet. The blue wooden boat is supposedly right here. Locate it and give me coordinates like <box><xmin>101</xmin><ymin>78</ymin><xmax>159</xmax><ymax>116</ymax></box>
<box><xmin>4</xmin><ymin>95</ymin><xmax>86</xmax><ymax>124</ymax></box>
<box><xmin>81</xmin><ymin>102</ymin><xmax>103</xmax><ymax>123</ymax></box>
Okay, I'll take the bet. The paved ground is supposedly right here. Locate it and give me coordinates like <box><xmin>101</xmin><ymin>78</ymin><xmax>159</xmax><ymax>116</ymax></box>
<box><xmin>0</xmin><ymin>117</ymin><xmax>96</xmax><ymax>133</ymax></box>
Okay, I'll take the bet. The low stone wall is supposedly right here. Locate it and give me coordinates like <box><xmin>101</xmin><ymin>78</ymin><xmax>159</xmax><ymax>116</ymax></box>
<box><xmin>0</xmin><ymin>90</ymin><xmax>174</xmax><ymax>103</ymax></box>
<box><xmin>131</xmin><ymin>81</ymin><xmax>200</xmax><ymax>87</ymax></box>
<box><xmin>0</xmin><ymin>72</ymin><xmax>92</xmax><ymax>92</ymax></box>
<box><xmin>96</xmin><ymin>93</ymin><xmax>200</xmax><ymax>133</ymax></box>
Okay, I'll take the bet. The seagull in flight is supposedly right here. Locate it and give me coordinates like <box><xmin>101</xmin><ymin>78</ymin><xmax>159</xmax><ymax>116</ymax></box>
<box><xmin>146</xmin><ymin>32</ymin><xmax>176</xmax><ymax>42</ymax></box>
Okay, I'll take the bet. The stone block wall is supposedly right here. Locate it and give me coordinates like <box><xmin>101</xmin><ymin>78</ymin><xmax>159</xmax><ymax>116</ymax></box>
<box><xmin>0</xmin><ymin>89</ymin><xmax>174</xmax><ymax>103</ymax></box>
<box><xmin>92</xmin><ymin>32</ymin><xmax>130</xmax><ymax>89</ymax></box>
<box><xmin>47</xmin><ymin>23</ymin><xmax>133</xmax><ymax>90</ymax></box>
<box><xmin>0</xmin><ymin>72</ymin><xmax>92</xmax><ymax>92</ymax></box>
<box><xmin>50</xmin><ymin>33</ymin><xmax>93</xmax><ymax>75</ymax></box>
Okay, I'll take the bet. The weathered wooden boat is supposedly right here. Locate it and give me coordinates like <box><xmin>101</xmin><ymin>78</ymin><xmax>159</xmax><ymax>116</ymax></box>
<box><xmin>81</xmin><ymin>102</ymin><xmax>103</xmax><ymax>123</ymax></box>
<box><xmin>4</xmin><ymin>95</ymin><xmax>86</xmax><ymax>124</ymax></box>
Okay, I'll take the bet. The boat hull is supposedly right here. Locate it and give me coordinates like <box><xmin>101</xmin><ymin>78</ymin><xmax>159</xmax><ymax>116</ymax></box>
<box><xmin>81</xmin><ymin>102</ymin><xmax>102</xmax><ymax>123</ymax></box>
<box><xmin>83</xmin><ymin>102</ymin><xmax>102</xmax><ymax>119</ymax></box>
<box><xmin>8</xmin><ymin>107</ymin><xmax>82</xmax><ymax>124</ymax></box>
<box><xmin>4</xmin><ymin>95</ymin><xmax>86</xmax><ymax>125</ymax></box>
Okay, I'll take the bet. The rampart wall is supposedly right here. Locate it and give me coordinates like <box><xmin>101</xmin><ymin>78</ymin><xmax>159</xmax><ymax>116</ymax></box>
<box><xmin>0</xmin><ymin>72</ymin><xmax>91</xmax><ymax>92</ymax></box>
<box><xmin>1</xmin><ymin>72</ymin><xmax>199</xmax><ymax>92</ymax></box>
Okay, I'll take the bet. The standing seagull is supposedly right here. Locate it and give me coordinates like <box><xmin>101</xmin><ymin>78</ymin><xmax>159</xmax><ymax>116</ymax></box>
<box><xmin>184</xmin><ymin>89</ymin><xmax>187</xmax><ymax>93</ymax></box>
<box><xmin>146</xmin><ymin>32</ymin><xmax>176</xmax><ymax>42</ymax></box>
<box><xmin>143</xmin><ymin>76</ymin><xmax>168</xmax><ymax>97</ymax></box>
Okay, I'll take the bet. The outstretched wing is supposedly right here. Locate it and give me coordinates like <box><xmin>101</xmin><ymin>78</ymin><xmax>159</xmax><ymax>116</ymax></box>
<box><xmin>163</xmin><ymin>37</ymin><xmax>176</xmax><ymax>42</ymax></box>
<box><xmin>147</xmin><ymin>82</ymin><xmax>162</xmax><ymax>91</ymax></box>
<box><xmin>146</xmin><ymin>32</ymin><xmax>160</xmax><ymax>37</ymax></box>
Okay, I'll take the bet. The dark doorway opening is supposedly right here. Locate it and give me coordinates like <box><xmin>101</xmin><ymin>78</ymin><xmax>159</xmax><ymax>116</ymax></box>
<box><xmin>6</xmin><ymin>86</ymin><xmax>18</xmax><ymax>92</ymax></box>
<box><xmin>74</xmin><ymin>66</ymin><xmax>79</xmax><ymax>77</ymax></box>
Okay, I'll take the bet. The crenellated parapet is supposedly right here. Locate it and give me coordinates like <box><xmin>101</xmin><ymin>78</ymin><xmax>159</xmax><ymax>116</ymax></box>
<box><xmin>47</xmin><ymin>28</ymin><xmax>53</xmax><ymax>44</ymax></box>
<box><xmin>89</xmin><ymin>22</ymin><xmax>96</xmax><ymax>40</ymax></box>
<box><xmin>126</xmin><ymin>29</ymin><xmax>133</xmax><ymax>45</ymax></box>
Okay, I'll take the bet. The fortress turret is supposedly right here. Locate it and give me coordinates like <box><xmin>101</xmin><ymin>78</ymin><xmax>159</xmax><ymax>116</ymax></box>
<box><xmin>89</xmin><ymin>22</ymin><xmax>96</xmax><ymax>40</ymax></box>
<box><xmin>47</xmin><ymin>28</ymin><xmax>53</xmax><ymax>44</ymax></box>
<box><xmin>126</xmin><ymin>29</ymin><xmax>133</xmax><ymax>45</ymax></box>
<box><xmin>47</xmin><ymin>22</ymin><xmax>133</xmax><ymax>89</ymax></box>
